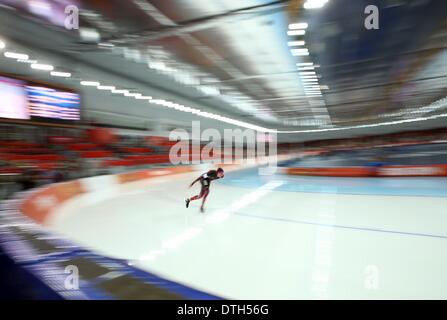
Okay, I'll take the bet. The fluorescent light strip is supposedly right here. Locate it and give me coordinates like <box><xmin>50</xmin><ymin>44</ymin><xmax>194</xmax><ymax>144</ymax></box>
<box><xmin>297</xmin><ymin>62</ymin><xmax>314</xmax><ymax>66</ymax></box>
<box><xmin>287</xmin><ymin>30</ymin><xmax>306</xmax><ymax>36</ymax></box>
<box><xmin>97</xmin><ymin>85</ymin><xmax>116</xmax><ymax>90</ymax></box>
<box><xmin>4</xmin><ymin>52</ymin><xmax>29</xmax><ymax>60</ymax></box>
<box><xmin>291</xmin><ymin>48</ymin><xmax>309</xmax><ymax>53</ymax></box>
<box><xmin>288</xmin><ymin>41</ymin><xmax>305</xmax><ymax>46</ymax></box>
<box><xmin>51</xmin><ymin>71</ymin><xmax>71</xmax><ymax>78</ymax></box>
<box><xmin>125</xmin><ymin>92</ymin><xmax>142</xmax><ymax>97</ymax></box>
<box><xmin>289</xmin><ymin>22</ymin><xmax>308</xmax><ymax>30</ymax></box>
<box><xmin>112</xmin><ymin>89</ymin><xmax>129</xmax><ymax>94</ymax></box>
<box><xmin>300</xmin><ymin>76</ymin><xmax>319</xmax><ymax>80</ymax></box>
<box><xmin>81</xmin><ymin>81</ymin><xmax>100</xmax><ymax>86</ymax></box>
<box><xmin>98</xmin><ymin>43</ymin><xmax>114</xmax><ymax>48</ymax></box>
<box><xmin>304</xmin><ymin>0</ymin><xmax>330</xmax><ymax>9</ymax></box>
<box><xmin>18</xmin><ymin>59</ymin><xmax>37</xmax><ymax>64</ymax></box>
<box><xmin>31</xmin><ymin>63</ymin><xmax>54</xmax><ymax>71</ymax></box>
<box><xmin>292</xmin><ymin>52</ymin><xmax>309</xmax><ymax>56</ymax></box>
<box><xmin>292</xmin><ymin>51</ymin><xmax>309</xmax><ymax>57</ymax></box>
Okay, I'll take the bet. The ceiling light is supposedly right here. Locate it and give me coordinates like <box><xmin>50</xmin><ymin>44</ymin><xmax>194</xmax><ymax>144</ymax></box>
<box><xmin>4</xmin><ymin>52</ymin><xmax>29</xmax><ymax>60</ymax></box>
<box><xmin>289</xmin><ymin>23</ymin><xmax>308</xmax><ymax>30</ymax></box>
<box><xmin>98</xmin><ymin>43</ymin><xmax>114</xmax><ymax>48</ymax></box>
<box><xmin>165</xmin><ymin>102</ymin><xmax>176</xmax><ymax>108</ymax></box>
<box><xmin>112</xmin><ymin>89</ymin><xmax>129</xmax><ymax>94</ymax></box>
<box><xmin>79</xmin><ymin>27</ymin><xmax>100</xmax><ymax>42</ymax></box>
<box><xmin>80</xmin><ymin>81</ymin><xmax>100</xmax><ymax>86</ymax></box>
<box><xmin>125</xmin><ymin>92</ymin><xmax>142</xmax><ymax>97</ymax></box>
<box><xmin>300</xmin><ymin>76</ymin><xmax>318</xmax><ymax>80</ymax></box>
<box><xmin>50</xmin><ymin>71</ymin><xmax>71</xmax><ymax>78</ymax></box>
<box><xmin>292</xmin><ymin>51</ymin><xmax>309</xmax><ymax>56</ymax></box>
<box><xmin>291</xmin><ymin>48</ymin><xmax>309</xmax><ymax>53</ymax></box>
<box><xmin>97</xmin><ymin>85</ymin><xmax>115</xmax><ymax>90</ymax></box>
<box><xmin>288</xmin><ymin>41</ymin><xmax>306</xmax><ymax>47</ymax></box>
<box><xmin>298</xmin><ymin>66</ymin><xmax>315</xmax><ymax>70</ymax></box>
<box><xmin>297</xmin><ymin>62</ymin><xmax>314</xmax><ymax>66</ymax></box>
<box><xmin>0</xmin><ymin>40</ymin><xmax>5</xmax><ymax>50</ymax></box>
<box><xmin>299</xmin><ymin>71</ymin><xmax>316</xmax><ymax>75</ymax></box>
<box><xmin>77</xmin><ymin>80</ymin><xmax>273</xmax><ymax>132</ymax></box>
<box><xmin>305</xmin><ymin>91</ymin><xmax>322</xmax><ymax>94</ymax></box>
<box><xmin>304</xmin><ymin>89</ymin><xmax>321</xmax><ymax>92</ymax></box>
<box><xmin>18</xmin><ymin>59</ymin><xmax>37</xmax><ymax>64</ymax></box>
<box><xmin>31</xmin><ymin>63</ymin><xmax>54</xmax><ymax>71</ymax></box>
<box><xmin>287</xmin><ymin>30</ymin><xmax>306</xmax><ymax>36</ymax></box>
<box><xmin>301</xmin><ymin>79</ymin><xmax>319</xmax><ymax>82</ymax></box>
<box><xmin>304</xmin><ymin>0</ymin><xmax>329</xmax><ymax>9</ymax></box>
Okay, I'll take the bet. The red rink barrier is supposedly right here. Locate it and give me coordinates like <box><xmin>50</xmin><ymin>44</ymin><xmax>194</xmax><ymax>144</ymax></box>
<box><xmin>20</xmin><ymin>181</ymin><xmax>84</xmax><ymax>223</ymax></box>
<box><xmin>284</xmin><ymin>165</ymin><xmax>447</xmax><ymax>177</ymax></box>
<box><xmin>19</xmin><ymin>166</ymin><xmax>194</xmax><ymax>223</ymax></box>
<box><xmin>377</xmin><ymin>164</ymin><xmax>447</xmax><ymax>177</ymax></box>
<box><xmin>285</xmin><ymin>167</ymin><xmax>373</xmax><ymax>177</ymax></box>
<box><xmin>116</xmin><ymin>166</ymin><xmax>193</xmax><ymax>184</ymax></box>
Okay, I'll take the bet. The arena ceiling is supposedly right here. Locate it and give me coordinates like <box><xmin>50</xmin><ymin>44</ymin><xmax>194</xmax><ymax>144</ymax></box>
<box><xmin>1</xmin><ymin>0</ymin><xmax>447</xmax><ymax>140</ymax></box>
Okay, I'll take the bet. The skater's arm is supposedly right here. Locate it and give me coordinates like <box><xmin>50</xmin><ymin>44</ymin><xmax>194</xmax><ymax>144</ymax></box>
<box><xmin>189</xmin><ymin>176</ymin><xmax>201</xmax><ymax>187</ymax></box>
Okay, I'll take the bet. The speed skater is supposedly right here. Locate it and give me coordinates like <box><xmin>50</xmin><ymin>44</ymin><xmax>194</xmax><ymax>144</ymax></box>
<box><xmin>185</xmin><ymin>168</ymin><xmax>224</xmax><ymax>213</ymax></box>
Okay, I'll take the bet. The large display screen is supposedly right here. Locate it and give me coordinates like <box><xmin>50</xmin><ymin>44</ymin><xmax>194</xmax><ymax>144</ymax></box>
<box><xmin>27</xmin><ymin>85</ymin><xmax>81</xmax><ymax>120</ymax></box>
<box><xmin>0</xmin><ymin>77</ymin><xmax>30</xmax><ymax>120</ymax></box>
<box><xmin>0</xmin><ymin>75</ymin><xmax>80</xmax><ymax>122</ymax></box>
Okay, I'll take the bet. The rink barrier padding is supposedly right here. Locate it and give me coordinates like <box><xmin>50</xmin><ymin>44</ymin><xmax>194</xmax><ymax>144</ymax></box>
<box><xmin>19</xmin><ymin>166</ymin><xmax>195</xmax><ymax>224</ymax></box>
<box><xmin>284</xmin><ymin>167</ymin><xmax>373</xmax><ymax>177</ymax></box>
<box><xmin>19</xmin><ymin>180</ymin><xmax>85</xmax><ymax>223</ymax></box>
<box><xmin>283</xmin><ymin>164</ymin><xmax>447</xmax><ymax>177</ymax></box>
<box><xmin>19</xmin><ymin>159</ymin><xmax>279</xmax><ymax>224</ymax></box>
<box><xmin>116</xmin><ymin>166</ymin><xmax>193</xmax><ymax>184</ymax></box>
<box><xmin>376</xmin><ymin>164</ymin><xmax>447</xmax><ymax>177</ymax></box>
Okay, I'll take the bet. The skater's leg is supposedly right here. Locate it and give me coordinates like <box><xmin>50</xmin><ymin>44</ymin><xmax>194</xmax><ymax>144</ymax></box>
<box><xmin>200</xmin><ymin>188</ymin><xmax>209</xmax><ymax>212</ymax></box>
<box><xmin>190</xmin><ymin>194</ymin><xmax>201</xmax><ymax>201</ymax></box>
<box><xmin>189</xmin><ymin>186</ymin><xmax>205</xmax><ymax>201</ymax></box>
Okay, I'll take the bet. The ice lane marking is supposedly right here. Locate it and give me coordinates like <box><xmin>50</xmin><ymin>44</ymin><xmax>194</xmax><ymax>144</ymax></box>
<box><xmin>233</xmin><ymin>212</ymin><xmax>447</xmax><ymax>240</ymax></box>
<box><xmin>131</xmin><ymin>180</ymin><xmax>284</xmax><ymax>264</ymax></box>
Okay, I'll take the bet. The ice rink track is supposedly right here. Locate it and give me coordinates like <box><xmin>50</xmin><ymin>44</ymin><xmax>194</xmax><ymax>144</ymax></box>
<box><xmin>45</xmin><ymin>168</ymin><xmax>447</xmax><ymax>299</ymax></box>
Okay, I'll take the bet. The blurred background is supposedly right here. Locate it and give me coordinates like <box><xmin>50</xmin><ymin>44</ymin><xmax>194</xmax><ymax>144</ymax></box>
<box><xmin>1</xmin><ymin>0</ymin><xmax>447</xmax><ymax>299</ymax></box>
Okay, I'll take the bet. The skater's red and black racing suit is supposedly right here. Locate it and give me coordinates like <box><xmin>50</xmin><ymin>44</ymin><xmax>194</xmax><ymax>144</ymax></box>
<box><xmin>190</xmin><ymin>170</ymin><xmax>224</xmax><ymax>200</ymax></box>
